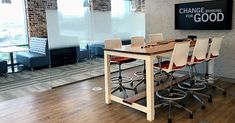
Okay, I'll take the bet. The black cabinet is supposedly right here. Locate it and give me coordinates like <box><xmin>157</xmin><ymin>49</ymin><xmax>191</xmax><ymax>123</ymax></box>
<box><xmin>50</xmin><ymin>47</ymin><xmax>77</xmax><ymax>67</ymax></box>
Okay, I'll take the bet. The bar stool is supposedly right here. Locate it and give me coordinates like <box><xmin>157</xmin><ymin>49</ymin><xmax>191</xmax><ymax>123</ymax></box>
<box><xmin>131</xmin><ymin>36</ymin><xmax>145</xmax><ymax>47</ymax></box>
<box><xmin>105</xmin><ymin>39</ymin><xmax>137</xmax><ymax>98</ymax></box>
<box><xmin>149</xmin><ymin>33</ymin><xmax>171</xmax><ymax>85</ymax></box>
<box><xmin>178</xmin><ymin>38</ymin><xmax>212</xmax><ymax>109</ymax></box>
<box><xmin>149</xmin><ymin>33</ymin><xmax>164</xmax><ymax>43</ymax></box>
<box><xmin>130</xmin><ymin>36</ymin><xmax>146</xmax><ymax>89</ymax></box>
<box><xmin>149</xmin><ymin>33</ymin><xmax>165</xmax><ymax>73</ymax></box>
<box><xmin>204</xmin><ymin>36</ymin><xmax>226</xmax><ymax>95</ymax></box>
<box><xmin>154</xmin><ymin>41</ymin><xmax>193</xmax><ymax>123</ymax></box>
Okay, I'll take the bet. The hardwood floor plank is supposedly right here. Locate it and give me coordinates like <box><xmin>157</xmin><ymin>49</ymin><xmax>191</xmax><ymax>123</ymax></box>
<box><xmin>0</xmin><ymin>67</ymin><xmax>234</xmax><ymax>123</ymax></box>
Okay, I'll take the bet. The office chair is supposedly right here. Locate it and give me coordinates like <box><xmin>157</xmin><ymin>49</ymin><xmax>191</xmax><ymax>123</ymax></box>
<box><xmin>149</xmin><ymin>33</ymin><xmax>164</xmax><ymax>43</ymax></box>
<box><xmin>204</xmin><ymin>36</ymin><xmax>226</xmax><ymax>95</ymax></box>
<box><xmin>129</xmin><ymin>36</ymin><xmax>146</xmax><ymax>90</ymax></box>
<box><xmin>154</xmin><ymin>41</ymin><xmax>193</xmax><ymax>123</ymax></box>
<box><xmin>105</xmin><ymin>39</ymin><xmax>137</xmax><ymax>98</ymax></box>
<box><xmin>178</xmin><ymin>38</ymin><xmax>212</xmax><ymax>109</ymax></box>
<box><xmin>149</xmin><ymin>33</ymin><xmax>171</xmax><ymax>85</ymax></box>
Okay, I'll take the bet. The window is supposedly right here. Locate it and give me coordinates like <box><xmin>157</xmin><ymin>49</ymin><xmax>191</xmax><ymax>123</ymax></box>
<box><xmin>0</xmin><ymin>0</ymin><xmax>28</xmax><ymax>60</ymax></box>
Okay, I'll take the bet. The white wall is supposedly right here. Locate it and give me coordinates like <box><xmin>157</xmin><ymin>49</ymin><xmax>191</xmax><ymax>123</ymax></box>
<box><xmin>146</xmin><ymin>0</ymin><xmax>235</xmax><ymax>79</ymax></box>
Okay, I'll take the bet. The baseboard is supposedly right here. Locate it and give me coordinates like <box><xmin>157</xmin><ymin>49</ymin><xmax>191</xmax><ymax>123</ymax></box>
<box><xmin>173</xmin><ymin>70</ymin><xmax>235</xmax><ymax>83</ymax></box>
<box><xmin>217</xmin><ymin>76</ymin><xmax>235</xmax><ymax>83</ymax></box>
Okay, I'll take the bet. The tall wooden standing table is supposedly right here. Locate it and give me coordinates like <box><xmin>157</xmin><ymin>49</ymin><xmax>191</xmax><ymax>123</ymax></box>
<box><xmin>104</xmin><ymin>40</ymin><xmax>195</xmax><ymax>121</ymax></box>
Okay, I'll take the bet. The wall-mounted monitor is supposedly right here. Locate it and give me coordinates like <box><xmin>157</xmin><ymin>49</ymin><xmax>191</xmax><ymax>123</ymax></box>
<box><xmin>175</xmin><ymin>0</ymin><xmax>233</xmax><ymax>30</ymax></box>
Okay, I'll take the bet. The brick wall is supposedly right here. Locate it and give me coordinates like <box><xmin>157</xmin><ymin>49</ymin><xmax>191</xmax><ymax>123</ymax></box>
<box><xmin>132</xmin><ymin>0</ymin><xmax>145</xmax><ymax>12</ymax></box>
<box><xmin>26</xmin><ymin>0</ymin><xmax>57</xmax><ymax>37</ymax></box>
<box><xmin>92</xmin><ymin>0</ymin><xmax>111</xmax><ymax>11</ymax></box>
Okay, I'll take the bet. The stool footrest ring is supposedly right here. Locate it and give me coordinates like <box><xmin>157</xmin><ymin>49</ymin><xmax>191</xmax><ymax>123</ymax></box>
<box><xmin>156</xmin><ymin>89</ymin><xmax>187</xmax><ymax>101</ymax></box>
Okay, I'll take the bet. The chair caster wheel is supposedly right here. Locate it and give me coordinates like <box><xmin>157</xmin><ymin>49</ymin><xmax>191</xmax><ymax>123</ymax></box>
<box><xmin>130</xmin><ymin>82</ymin><xmax>133</xmax><ymax>86</ymax></box>
<box><xmin>201</xmin><ymin>105</ymin><xmax>206</xmax><ymax>110</ymax></box>
<box><xmin>208</xmin><ymin>98</ymin><xmax>212</xmax><ymax>103</ymax></box>
<box><xmin>208</xmin><ymin>97</ymin><xmax>212</xmax><ymax>103</ymax></box>
<box><xmin>134</xmin><ymin>90</ymin><xmax>138</xmax><ymax>95</ymax></box>
<box><xmin>189</xmin><ymin>113</ymin><xmax>193</xmax><ymax>119</ymax></box>
<box><xmin>168</xmin><ymin>118</ymin><xmax>172</xmax><ymax>123</ymax></box>
<box><xmin>209</xmin><ymin>95</ymin><xmax>213</xmax><ymax>98</ymax></box>
<box><xmin>156</xmin><ymin>82</ymin><xmax>160</xmax><ymax>86</ymax></box>
<box><xmin>208</xmin><ymin>95</ymin><xmax>213</xmax><ymax>102</ymax></box>
<box><xmin>223</xmin><ymin>91</ymin><xmax>227</xmax><ymax>95</ymax></box>
<box><xmin>179</xmin><ymin>102</ymin><xmax>185</xmax><ymax>107</ymax></box>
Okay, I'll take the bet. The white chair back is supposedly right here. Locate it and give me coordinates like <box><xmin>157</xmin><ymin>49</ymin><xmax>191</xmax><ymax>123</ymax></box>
<box><xmin>149</xmin><ymin>33</ymin><xmax>164</xmax><ymax>43</ymax></box>
<box><xmin>131</xmin><ymin>36</ymin><xmax>145</xmax><ymax>47</ymax></box>
<box><xmin>207</xmin><ymin>36</ymin><xmax>224</xmax><ymax>59</ymax></box>
<box><xmin>189</xmin><ymin>38</ymin><xmax>210</xmax><ymax>64</ymax></box>
<box><xmin>105</xmin><ymin>38</ymin><xmax>122</xmax><ymax>49</ymax></box>
<box><xmin>168</xmin><ymin>41</ymin><xmax>190</xmax><ymax>72</ymax></box>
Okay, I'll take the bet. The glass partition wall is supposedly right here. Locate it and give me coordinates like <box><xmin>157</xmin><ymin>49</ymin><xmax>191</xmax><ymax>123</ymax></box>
<box><xmin>0</xmin><ymin>0</ymin><xmax>145</xmax><ymax>102</ymax></box>
<box><xmin>0</xmin><ymin>0</ymin><xmax>52</xmax><ymax>102</ymax></box>
<box><xmin>46</xmin><ymin>0</ymin><xmax>145</xmax><ymax>89</ymax></box>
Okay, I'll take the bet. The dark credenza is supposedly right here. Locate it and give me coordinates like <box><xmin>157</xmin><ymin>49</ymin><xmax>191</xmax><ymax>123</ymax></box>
<box><xmin>50</xmin><ymin>47</ymin><xmax>77</xmax><ymax>67</ymax></box>
<box><xmin>49</xmin><ymin>39</ymin><xmax>131</xmax><ymax>67</ymax></box>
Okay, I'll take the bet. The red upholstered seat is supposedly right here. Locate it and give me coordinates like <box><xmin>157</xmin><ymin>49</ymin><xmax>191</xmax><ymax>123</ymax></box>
<box><xmin>154</xmin><ymin>61</ymin><xmax>185</xmax><ymax>70</ymax></box>
<box><xmin>208</xmin><ymin>53</ymin><xmax>218</xmax><ymax>59</ymax></box>
<box><xmin>187</xmin><ymin>56</ymin><xmax>205</xmax><ymax>63</ymax></box>
<box><xmin>205</xmin><ymin>53</ymin><xmax>219</xmax><ymax>61</ymax></box>
<box><xmin>111</xmin><ymin>57</ymin><xmax>136</xmax><ymax>64</ymax></box>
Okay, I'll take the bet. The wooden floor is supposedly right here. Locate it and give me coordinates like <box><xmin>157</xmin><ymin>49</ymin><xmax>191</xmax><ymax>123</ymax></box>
<box><xmin>0</xmin><ymin>67</ymin><xmax>234</xmax><ymax>123</ymax></box>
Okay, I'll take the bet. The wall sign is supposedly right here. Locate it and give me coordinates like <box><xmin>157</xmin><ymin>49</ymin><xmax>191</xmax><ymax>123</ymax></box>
<box><xmin>175</xmin><ymin>0</ymin><xmax>233</xmax><ymax>30</ymax></box>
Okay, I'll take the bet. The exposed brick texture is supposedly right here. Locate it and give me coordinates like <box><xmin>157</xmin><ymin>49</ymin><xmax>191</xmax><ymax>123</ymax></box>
<box><xmin>26</xmin><ymin>0</ymin><xmax>57</xmax><ymax>37</ymax></box>
<box><xmin>132</xmin><ymin>0</ymin><xmax>145</xmax><ymax>12</ymax></box>
<box><xmin>92</xmin><ymin>0</ymin><xmax>111</xmax><ymax>11</ymax></box>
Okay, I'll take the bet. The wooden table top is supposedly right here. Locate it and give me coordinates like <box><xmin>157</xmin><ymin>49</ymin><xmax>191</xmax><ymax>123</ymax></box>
<box><xmin>104</xmin><ymin>40</ymin><xmax>195</xmax><ymax>55</ymax></box>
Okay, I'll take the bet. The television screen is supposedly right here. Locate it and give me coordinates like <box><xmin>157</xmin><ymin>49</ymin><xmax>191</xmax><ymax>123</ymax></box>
<box><xmin>175</xmin><ymin>0</ymin><xmax>233</xmax><ymax>30</ymax></box>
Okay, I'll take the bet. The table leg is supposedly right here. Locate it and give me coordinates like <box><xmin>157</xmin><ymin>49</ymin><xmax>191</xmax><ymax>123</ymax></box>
<box><xmin>145</xmin><ymin>56</ymin><xmax>155</xmax><ymax>121</ymax></box>
<box><xmin>104</xmin><ymin>51</ymin><xmax>111</xmax><ymax>104</ymax></box>
<box><xmin>10</xmin><ymin>52</ymin><xmax>14</xmax><ymax>72</ymax></box>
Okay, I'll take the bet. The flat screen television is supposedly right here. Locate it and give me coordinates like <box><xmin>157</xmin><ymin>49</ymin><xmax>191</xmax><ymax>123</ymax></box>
<box><xmin>175</xmin><ymin>0</ymin><xmax>233</xmax><ymax>30</ymax></box>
